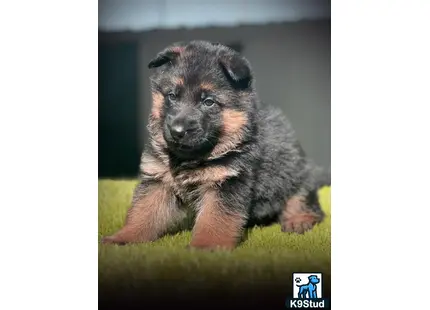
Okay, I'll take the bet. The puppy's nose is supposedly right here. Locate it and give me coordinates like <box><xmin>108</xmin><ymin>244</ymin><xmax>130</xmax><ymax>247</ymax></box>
<box><xmin>170</xmin><ymin>124</ymin><xmax>186</xmax><ymax>140</ymax></box>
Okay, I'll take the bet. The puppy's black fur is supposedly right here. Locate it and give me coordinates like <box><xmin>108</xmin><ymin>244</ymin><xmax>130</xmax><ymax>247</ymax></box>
<box><xmin>101</xmin><ymin>41</ymin><xmax>329</xmax><ymax>250</ymax></box>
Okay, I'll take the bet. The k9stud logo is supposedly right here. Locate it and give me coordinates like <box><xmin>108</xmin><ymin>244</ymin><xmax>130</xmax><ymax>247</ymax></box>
<box><xmin>285</xmin><ymin>273</ymin><xmax>330</xmax><ymax>309</ymax></box>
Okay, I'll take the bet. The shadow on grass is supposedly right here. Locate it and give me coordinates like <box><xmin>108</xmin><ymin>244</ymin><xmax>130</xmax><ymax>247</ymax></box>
<box><xmin>99</xmin><ymin>271</ymin><xmax>331</xmax><ymax>310</ymax></box>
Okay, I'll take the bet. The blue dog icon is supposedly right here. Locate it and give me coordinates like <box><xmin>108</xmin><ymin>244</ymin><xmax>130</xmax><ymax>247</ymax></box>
<box><xmin>296</xmin><ymin>275</ymin><xmax>320</xmax><ymax>299</ymax></box>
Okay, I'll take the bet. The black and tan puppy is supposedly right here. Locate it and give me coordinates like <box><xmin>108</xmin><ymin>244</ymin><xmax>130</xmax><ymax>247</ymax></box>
<box><xmin>101</xmin><ymin>41</ymin><xmax>329</xmax><ymax>250</ymax></box>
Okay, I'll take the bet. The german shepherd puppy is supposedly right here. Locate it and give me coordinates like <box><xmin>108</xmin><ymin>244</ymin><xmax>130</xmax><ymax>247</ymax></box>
<box><xmin>101</xmin><ymin>41</ymin><xmax>329</xmax><ymax>250</ymax></box>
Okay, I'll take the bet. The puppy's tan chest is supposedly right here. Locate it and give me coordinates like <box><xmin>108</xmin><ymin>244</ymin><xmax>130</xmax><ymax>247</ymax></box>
<box><xmin>140</xmin><ymin>153</ymin><xmax>239</xmax><ymax>201</ymax></box>
<box><xmin>165</xmin><ymin>171</ymin><xmax>212</xmax><ymax>203</ymax></box>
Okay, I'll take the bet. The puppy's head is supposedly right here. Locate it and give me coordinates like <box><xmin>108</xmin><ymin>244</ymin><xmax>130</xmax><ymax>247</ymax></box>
<box><xmin>147</xmin><ymin>41</ymin><xmax>255</xmax><ymax>160</ymax></box>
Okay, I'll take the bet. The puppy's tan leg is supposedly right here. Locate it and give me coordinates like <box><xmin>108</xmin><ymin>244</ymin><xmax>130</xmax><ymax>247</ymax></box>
<box><xmin>101</xmin><ymin>181</ymin><xmax>184</xmax><ymax>245</ymax></box>
<box><xmin>281</xmin><ymin>191</ymin><xmax>325</xmax><ymax>234</ymax></box>
<box><xmin>189</xmin><ymin>188</ymin><xmax>246</xmax><ymax>250</ymax></box>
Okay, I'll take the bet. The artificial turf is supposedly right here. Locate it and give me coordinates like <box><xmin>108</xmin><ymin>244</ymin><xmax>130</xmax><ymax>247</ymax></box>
<box><xmin>98</xmin><ymin>179</ymin><xmax>331</xmax><ymax>308</ymax></box>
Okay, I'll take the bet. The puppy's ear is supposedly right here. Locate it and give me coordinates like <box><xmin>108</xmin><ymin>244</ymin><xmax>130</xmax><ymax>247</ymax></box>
<box><xmin>148</xmin><ymin>44</ymin><xmax>185</xmax><ymax>69</ymax></box>
<box><xmin>219</xmin><ymin>53</ymin><xmax>252</xmax><ymax>89</ymax></box>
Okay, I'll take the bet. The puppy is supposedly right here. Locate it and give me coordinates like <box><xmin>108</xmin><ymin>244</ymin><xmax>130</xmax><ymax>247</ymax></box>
<box><xmin>101</xmin><ymin>41</ymin><xmax>329</xmax><ymax>250</ymax></box>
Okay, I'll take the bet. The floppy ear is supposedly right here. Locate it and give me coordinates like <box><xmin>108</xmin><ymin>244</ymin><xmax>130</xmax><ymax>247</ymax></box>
<box><xmin>219</xmin><ymin>54</ymin><xmax>252</xmax><ymax>89</ymax></box>
<box><xmin>147</xmin><ymin>45</ymin><xmax>185</xmax><ymax>69</ymax></box>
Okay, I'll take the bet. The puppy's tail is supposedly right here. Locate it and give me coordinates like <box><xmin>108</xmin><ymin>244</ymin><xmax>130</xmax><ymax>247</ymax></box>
<box><xmin>312</xmin><ymin>165</ymin><xmax>331</xmax><ymax>189</ymax></box>
<box><xmin>316</xmin><ymin>168</ymin><xmax>331</xmax><ymax>188</ymax></box>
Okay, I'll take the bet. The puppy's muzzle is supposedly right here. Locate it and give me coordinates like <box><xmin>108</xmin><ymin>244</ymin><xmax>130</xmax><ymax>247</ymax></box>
<box><xmin>167</xmin><ymin>115</ymin><xmax>199</xmax><ymax>142</ymax></box>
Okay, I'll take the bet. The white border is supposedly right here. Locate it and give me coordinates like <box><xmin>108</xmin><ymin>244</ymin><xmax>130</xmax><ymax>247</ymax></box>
<box><xmin>0</xmin><ymin>1</ymin><xmax>98</xmax><ymax>310</ymax></box>
<box><xmin>332</xmin><ymin>1</ymin><xmax>430</xmax><ymax>309</ymax></box>
<box><xmin>1</xmin><ymin>1</ymin><xmax>429</xmax><ymax>310</ymax></box>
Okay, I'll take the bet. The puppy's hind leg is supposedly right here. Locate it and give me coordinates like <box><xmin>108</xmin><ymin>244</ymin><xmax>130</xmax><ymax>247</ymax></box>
<box><xmin>280</xmin><ymin>189</ymin><xmax>325</xmax><ymax>234</ymax></box>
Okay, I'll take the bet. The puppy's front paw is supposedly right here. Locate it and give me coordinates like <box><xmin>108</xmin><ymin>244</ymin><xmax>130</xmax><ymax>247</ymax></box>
<box><xmin>100</xmin><ymin>235</ymin><xmax>127</xmax><ymax>245</ymax></box>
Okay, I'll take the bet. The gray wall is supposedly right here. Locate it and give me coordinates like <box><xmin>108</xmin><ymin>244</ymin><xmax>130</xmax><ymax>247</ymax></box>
<box><xmin>99</xmin><ymin>0</ymin><xmax>331</xmax><ymax>31</ymax></box>
<box><xmin>137</xmin><ymin>20</ymin><xmax>331</xmax><ymax>168</ymax></box>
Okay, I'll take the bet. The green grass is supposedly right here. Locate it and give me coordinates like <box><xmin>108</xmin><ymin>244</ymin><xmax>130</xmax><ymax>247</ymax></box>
<box><xmin>98</xmin><ymin>180</ymin><xmax>331</xmax><ymax>294</ymax></box>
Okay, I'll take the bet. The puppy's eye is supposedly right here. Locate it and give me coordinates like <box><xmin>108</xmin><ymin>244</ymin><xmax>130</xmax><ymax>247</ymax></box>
<box><xmin>202</xmin><ymin>98</ymin><xmax>215</xmax><ymax>107</ymax></box>
<box><xmin>168</xmin><ymin>93</ymin><xmax>177</xmax><ymax>101</ymax></box>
